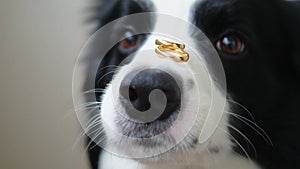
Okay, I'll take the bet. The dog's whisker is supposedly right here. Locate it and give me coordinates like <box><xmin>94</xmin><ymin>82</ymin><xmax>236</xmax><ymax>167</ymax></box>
<box><xmin>81</xmin><ymin>117</ymin><xmax>103</xmax><ymax>139</ymax></box>
<box><xmin>85</xmin><ymin>122</ymin><xmax>103</xmax><ymax>134</ymax></box>
<box><xmin>86</xmin><ymin>128</ymin><xmax>106</xmax><ymax>151</ymax></box>
<box><xmin>75</xmin><ymin>105</ymin><xmax>100</xmax><ymax>112</ymax></box>
<box><xmin>226</xmin><ymin>99</ymin><xmax>257</xmax><ymax>124</ymax></box>
<box><xmin>82</xmin><ymin>91</ymin><xmax>105</xmax><ymax>95</ymax></box>
<box><xmin>98</xmin><ymin>65</ymin><xmax>120</xmax><ymax>71</ymax></box>
<box><xmin>75</xmin><ymin>106</ymin><xmax>100</xmax><ymax>112</ymax></box>
<box><xmin>97</xmin><ymin>70</ymin><xmax>118</xmax><ymax>83</ymax></box>
<box><xmin>81</xmin><ymin>88</ymin><xmax>106</xmax><ymax>95</ymax></box>
<box><xmin>93</xmin><ymin>135</ymin><xmax>106</xmax><ymax>149</ymax></box>
<box><xmin>88</xmin><ymin>128</ymin><xmax>105</xmax><ymax>142</ymax></box>
<box><xmin>75</xmin><ymin>101</ymin><xmax>102</xmax><ymax>110</ymax></box>
<box><xmin>219</xmin><ymin>127</ymin><xmax>255</xmax><ymax>168</ymax></box>
<box><xmin>227</xmin><ymin>124</ymin><xmax>257</xmax><ymax>159</ymax></box>
<box><xmin>85</xmin><ymin>120</ymin><xmax>102</xmax><ymax>131</ymax></box>
<box><xmin>80</xmin><ymin>101</ymin><xmax>102</xmax><ymax>107</ymax></box>
<box><xmin>78</xmin><ymin>125</ymin><xmax>103</xmax><ymax>155</ymax></box>
<box><xmin>85</xmin><ymin>116</ymin><xmax>101</xmax><ymax>131</ymax></box>
<box><xmin>224</xmin><ymin>111</ymin><xmax>272</xmax><ymax>145</ymax></box>
<box><xmin>85</xmin><ymin>112</ymin><xmax>101</xmax><ymax>123</ymax></box>
<box><xmin>75</xmin><ymin>108</ymin><xmax>100</xmax><ymax>123</ymax></box>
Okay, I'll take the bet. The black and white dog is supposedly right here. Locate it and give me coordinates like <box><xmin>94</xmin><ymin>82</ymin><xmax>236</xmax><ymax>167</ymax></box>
<box><xmin>83</xmin><ymin>0</ymin><xmax>300</xmax><ymax>169</ymax></box>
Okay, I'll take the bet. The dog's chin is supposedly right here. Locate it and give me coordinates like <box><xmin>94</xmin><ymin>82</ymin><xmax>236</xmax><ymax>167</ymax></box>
<box><xmin>107</xmin><ymin>135</ymin><xmax>200</xmax><ymax>163</ymax></box>
<box><xmin>115</xmin><ymin>109</ymin><xmax>179</xmax><ymax>138</ymax></box>
<box><xmin>110</xmin><ymin>110</ymin><xmax>179</xmax><ymax>148</ymax></box>
<box><xmin>102</xmin><ymin>108</ymin><xmax>199</xmax><ymax>159</ymax></box>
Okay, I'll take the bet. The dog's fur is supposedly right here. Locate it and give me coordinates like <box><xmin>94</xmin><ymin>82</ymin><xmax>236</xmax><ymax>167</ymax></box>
<box><xmin>84</xmin><ymin>0</ymin><xmax>300</xmax><ymax>169</ymax></box>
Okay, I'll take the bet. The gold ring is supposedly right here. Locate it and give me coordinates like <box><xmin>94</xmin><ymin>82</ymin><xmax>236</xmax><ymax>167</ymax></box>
<box><xmin>155</xmin><ymin>39</ymin><xmax>189</xmax><ymax>62</ymax></box>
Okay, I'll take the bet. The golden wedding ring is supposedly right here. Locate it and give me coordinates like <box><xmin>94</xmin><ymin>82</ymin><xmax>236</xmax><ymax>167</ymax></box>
<box><xmin>155</xmin><ymin>39</ymin><xmax>189</xmax><ymax>62</ymax></box>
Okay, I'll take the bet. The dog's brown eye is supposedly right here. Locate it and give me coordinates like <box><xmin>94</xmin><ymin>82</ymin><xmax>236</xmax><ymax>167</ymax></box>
<box><xmin>119</xmin><ymin>31</ymin><xmax>141</xmax><ymax>50</ymax></box>
<box><xmin>216</xmin><ymin>34</ymin><xmax>245</xmax><ymax>55</ymax></box>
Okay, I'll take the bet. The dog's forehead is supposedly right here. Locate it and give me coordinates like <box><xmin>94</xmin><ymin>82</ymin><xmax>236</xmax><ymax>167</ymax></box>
<box><xmin>151</xmin><ymin>0</ymin><xmax>199</xmax><ymax>21</ymax></box>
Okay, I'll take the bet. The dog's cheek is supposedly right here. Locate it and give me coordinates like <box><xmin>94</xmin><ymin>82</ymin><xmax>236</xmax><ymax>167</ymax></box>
<box><xmin>100</xmin><ymin>84</ymin><xmax>119</xmax><ymax>139</ymax></box>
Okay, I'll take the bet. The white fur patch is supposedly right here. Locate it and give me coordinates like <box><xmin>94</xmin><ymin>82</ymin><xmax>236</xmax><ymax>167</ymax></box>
<box><xmin>152</xmin><ymin>0</ymin><xmax>198</xmax><ymax>22</ymax></box>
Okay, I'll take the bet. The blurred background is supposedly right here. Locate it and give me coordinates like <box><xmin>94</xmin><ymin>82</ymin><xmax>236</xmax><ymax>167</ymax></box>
<box><xmin>0</xmin><ymin>0</ymin><xmax>96</xmax><ymax>168</ymax></box>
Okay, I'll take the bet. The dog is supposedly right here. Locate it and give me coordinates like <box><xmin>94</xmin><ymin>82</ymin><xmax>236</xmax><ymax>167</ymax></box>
<box><xmin>80</xmin><ymin>0</ymin><xmax>300</xmax><ymax>169</ymax></box>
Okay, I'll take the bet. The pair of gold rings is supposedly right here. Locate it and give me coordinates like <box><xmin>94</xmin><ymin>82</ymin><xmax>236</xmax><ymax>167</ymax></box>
<box><xmin>155</xmin><ymin>39</ymin><xmax>189</xmax><ymax>63</ymax></box>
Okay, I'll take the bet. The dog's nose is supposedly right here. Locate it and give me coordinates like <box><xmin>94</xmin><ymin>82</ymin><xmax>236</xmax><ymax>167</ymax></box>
<box><xmin>119</xmin><ymin>68</ymin><xmax>181</xmax><ymax>121</ymax></box>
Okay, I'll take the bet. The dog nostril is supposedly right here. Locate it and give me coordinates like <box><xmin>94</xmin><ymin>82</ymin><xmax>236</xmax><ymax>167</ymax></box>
<box><xmin>119</xmin><ymin>68</ymin><xmax>181</xmax><ymax>121</ymax></box>
<box><xmin>128</xmin><ymin>83</ymin><xmax>151</xmax><ymax>112</ymax></box>
<box><xmin>129</xmin><ymin>86</ymin><xmax>138</xmax><ymax>102</ymax></box>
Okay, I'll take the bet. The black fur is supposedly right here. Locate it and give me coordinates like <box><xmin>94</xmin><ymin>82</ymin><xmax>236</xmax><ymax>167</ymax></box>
<box><xmin>87</xmin><ymin>0</ymin><xmax>300</xmax><ymax>169</ymax></box>
<box><xmin>194</xmin><ymin>0</ymin><xmax>300</xmax><ymax>168</ymax></box>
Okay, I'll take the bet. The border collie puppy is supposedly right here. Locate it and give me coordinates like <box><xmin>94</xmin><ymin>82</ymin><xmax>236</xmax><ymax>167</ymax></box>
<box><xmin>83</xmin><ymin>0</ymin><xmax>300</xmax><ymax>169</ymax></box>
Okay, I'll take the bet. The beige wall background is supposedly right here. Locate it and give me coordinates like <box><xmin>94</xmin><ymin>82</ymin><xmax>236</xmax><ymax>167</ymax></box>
<box><xmin>0</xmin><ymin>0</ymin><xmax>95</xmax><ymax>168</ymax></box>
